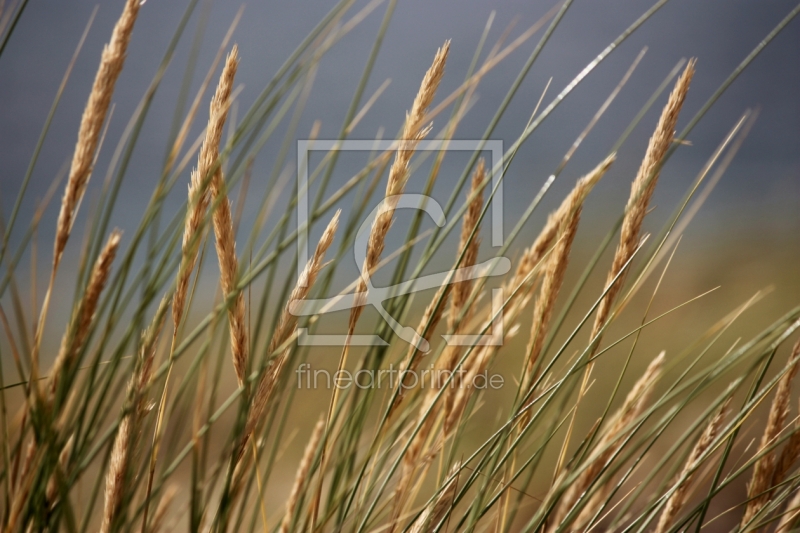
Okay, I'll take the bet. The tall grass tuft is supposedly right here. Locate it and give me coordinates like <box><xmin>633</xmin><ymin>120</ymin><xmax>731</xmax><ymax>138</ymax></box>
<box><xmin>1</xmin><ymin>3</ymin><xmax>800</xmax><ymax>533</ymax></box>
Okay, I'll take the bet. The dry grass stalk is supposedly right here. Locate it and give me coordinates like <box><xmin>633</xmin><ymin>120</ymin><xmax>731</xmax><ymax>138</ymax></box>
<box><xmin>408</xmin><ymin>462</ymin><xmax>461</xmax><ymax>533</ymax></box>
<box><xmin>437</xmin><ymin>163</ymin><xmax>612</xmax><ymax>434</ymax></box>
<box><xmin>394</xmin><ymin>165</ymin><xmax>486</xmax><ymax>505</ymax></box>
<box><xmin>512</xmin><ymin>157</ymin><xmax>615</xmax><ymax>485</ymax></box>
<box><xmin>141</xmin><ymin>46</ymin><xmax>240</xmax><ymax>528</ymax></box>
<box><xmin>421</xmin><ymin>161</ymin><xmax>486</xmax><ymax>422</ymax></box>
<box><xmin>443</xmin><ymin>269</ymin><xmax>554</xmax><ymax>436</ymax></box>
<box><xmin>554</xmin><ymin>352</ymin><xmax>664</xmax><ymax>529</ymax></box>
<box><xmin>771</xmin><ymin>341</ymin><xmax>800</xmax><ymax>492</ymax></box>
<box><xmin>349</xmin><ymin>41</ymin><xmax>449</xmax><ymax>331</ymax></box>
<box><xmin>655</xmin><ymin>402</ymin><xmax>727</xmax><ymax>533</ymax></box>
<box><xmin>523</xmin><ymin>154</ymin><xmax>615</xmax><ymax>388</ymax></box>
<box><xmin>772</xmin><ymin>427</ymin><xmax>800</xmax><ymax>499</ymax></box>
<box><xmin>777</xmin><ymin>488</ymin><xmax>800</xmax><ymax>533</ymax></box>
<box><xmin>270</xmin><ymin>211</ymin><xmax>340</xmax><ymax>356</ymax></box>
<box><xmin>400</xmin><ymin>393</ymin><xmax>441</xmax><ymax>486</ymax></box>
<box><xmin>394</xmin><ymin>386</ymin><xmax>448</xmax><ymax>525</ymax></box>
<box><xmin>321</xmin><ymin>46</ymin><xmax>448</xmax><ymax>522</ymax></box>
<box><xmin>558</xmin><ymin>62</ymin><xmax>694</xmax><ymax>495</ymax></box>
<box><xmin>175</xmin><ymin>46</ymin><xmax>240</xmax><ymax>324</ymax></box>
<box><xmin>100</xmin><ymin>299</ymin><xmax>168</xmax><ymax>533</ymax></box>
<box><xmin>54</xmin><ymin>0</ymin><xmax>140</xmax><ymax>270</ymax></box>
<box><xmin>45</xmin><ymin>434</ymin><xmax>75</xmax><ymax>508</ymax></box>
<box><xmin>49</xmin><ymin>230</ymin><xmax>121</xmax><ymax>396</ymax></box>
<box><xmin>200</xmin><ymin>48</ymin><xmax>250</xmax><ymax>388</ymax></box>
<box><xmin>393</xmin><ymin>283</ymin><xmax>449</xmax><ymax>413</ymax></box>
<box><xmin>173</xmin><ymin>46</ymin><xmax>240</xmax><ymax>335</ymax></box>
<box><xmin>280</xmin><ymin>417</ymin><xmax>325</xmax><ymax>533</ymax></box>
<box><xmin>211</xmin><ymin>178</ymin><xmax>248</xmax><ymax>387</ymax></box>
<box><xmin>503</xmin><ymin>171</ymin><xmax>580</xmax><ymax>313</ymax></box>
<box><xmin>446</xmin><ymin>326</ymin><xmax>528</xmax><ymax>434</ymax></box>
<box><xmin>399</xmin><ymin>334</ymin><xmax>504</xmax><ymax>511</ymax></box>
<box><xmin>238</xmin><ymin>212</ymin><xmax>339</xmax><ymax>464</ymax></box>
<box><xmin>507</xmin><ymin>231</ymin><xmax>554</xmax><ymax>302</ymax></box>
<box><xmin>6</xmin><ymin>438</ymin><xmax>38</xmax><ymax>532</ymax></box>
<box><xmin>413</xmin><ymin>287</ymin><xmax>448</xmax><ymax>355</ymax></box>
<box><xmin>444</xmin><ymin>345</ymin><xmax>493</xmax><ymax>434</ymax></box>
<box><xmin>589</xmin><ymin>61</ymin><xmax>695</xmax><ymax>349</ymax></box>
<box><xmin>100</xmin><ymin>386</ymin><xmax>139</xmax><ymax>533</ymax></box>
<box><xmin>499</xmin><ymin>177</ymin><xmax>582</xmax><ymax>324</ymax></box>
<box><xmin>743</xmin><ymin>349</ymin><xmax>800</xmax><ymax>526</ymax></box>
<box><xmin>448</xmin><ymin>158</ymin><xmax>485</xmax><ymax>333</ymax></box>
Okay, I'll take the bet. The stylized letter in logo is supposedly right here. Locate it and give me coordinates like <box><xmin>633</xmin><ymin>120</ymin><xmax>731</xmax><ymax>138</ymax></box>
<box><xmin>290</xmin><ymin>194</ymin><xmax>509</xmax><ymax>350</ymax></box>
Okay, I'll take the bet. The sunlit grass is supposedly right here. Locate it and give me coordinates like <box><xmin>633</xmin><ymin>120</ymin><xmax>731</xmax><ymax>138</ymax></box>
<box><xmin>1</xmin><ymin>1</ymin><xmax>800</xmax><ymax>532</ymax></box>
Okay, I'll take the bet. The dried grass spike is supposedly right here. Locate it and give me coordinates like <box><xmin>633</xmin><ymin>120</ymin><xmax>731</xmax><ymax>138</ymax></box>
<box><xmin>351</xmin><ymin>41</ymin><xmax>449</xmax><ymax>328</ymax></box>
<box><xmin>271</xmin><ymin>211</ymin><xmax>341</xmax><ymax>354</ymax></box>
<box><xmin>211</xmin><ymin>183</ymin><xmax>248</xmax><ymax>386</ymax></box>
<box><xmin>50</xmin><ymin>229</ymin><xmax>122</xmax><ymax>395</ymax></box>
<box><xmin>46</xmin><ymin>435</ymin><xmax>75</xmax><ymax>507</ymax></box>
<box><xmin>393</xmin><ymin>283</ymin><xmax>449</xmax><ymax>413</ymax></box>
<box><xmin>771</xmin><ymin>340</ymin><xmax>800</xmax><ymax>488</ymax></box>
<box><xmin>655</xmin><ymin>402</ymin><xmax>727</xmax><ymax>533</ymax></box>
<box><xmin>409</xmin><ymin>462</ymin><xmax>460</xmax><ymax>533</ymax></box>
<box><xmin>778</xmin><ymin>488</ymin><xmax>800</xmax><ymax>533</ymax></box>
<box><xmin>239</xmin><ymin>212</ymin><xmax>340</xmax><ymax>463</ymax></box>
<box><xmin>193</xmin><ymin>47</ymin><xmax>246</xmax><ymax>387</ymax></box>
<box><xmin>55</xmin><ymin>0</ymin><xmax>140</xmax><ymax>268</ymax></box>
<box><xmin>743</xmin><ymin>349</ymin><xmax>800</xmax><ymax>526</ymax></box>
<box><xmin>590</xmin><ymin>60</ymin><xmax>695</xmax><ymax>343</ymax></box>
<box><xmin>100</xmin><ymin>300</ymin><xmax>168</xmax><ymax>533</ymax></box>
<box><xmin>280</xmin><ymin>417</ymin><xmax>325</xmax><ymax>533</ymax></box>
<box><xmin>101</xmin><ymin>417</ymin><xmax>132</xmax><ymax>533</ymax></box>
<box><xmin>524</xmin><ymin>154</ymin><xmax>615</xmax><ymax>385</ymax></box>
<box><xmin>174</xmin><ymin>45</ymin><xmax>240</xmax><ymax>333</ymax></box>
<box><xmin>449</xmin><ymin>158</ymin><xmax>485</xmax><ymax>332</ymax></box>
<box><xmin>555</xmin><ymin>352</ymin><xmax>664</xmax><ymax>529</ymax></box>
<box><xmin>772</xmin><ymin>428</ymin><xmax>800</xmax><ymax>498</ymax></box>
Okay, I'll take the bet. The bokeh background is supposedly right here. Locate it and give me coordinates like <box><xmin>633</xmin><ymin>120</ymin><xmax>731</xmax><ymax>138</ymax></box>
<box><xmin>2</xmin><ymin>0</ymin><xmax>798</xmax><ymax>248</ymax></box>
<box><xmin>0</xmin><ymin>0</ymin><xmax>798</xmax><ymax>528</ymax></box>
<box><xmin>1</xmin><ymin>0</ymin><xmax>798</xmax><ymax>317</ymax></box>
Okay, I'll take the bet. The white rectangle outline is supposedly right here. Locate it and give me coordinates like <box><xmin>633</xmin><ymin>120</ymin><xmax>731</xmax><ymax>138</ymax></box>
<box><xmin>297</xmin><ymin>139</ymin><xmax>504</xmax><ymax>280</ymax></box>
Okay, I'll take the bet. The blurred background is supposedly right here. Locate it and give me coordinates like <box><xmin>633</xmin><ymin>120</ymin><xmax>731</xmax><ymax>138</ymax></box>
<box><xmin>0</xmin><ymin>0</ymin><xmax>798</xmax><ymax>527</ymax></box>
<box><xmin>1</xmin><ymin>0</ymin><xmax>797</xmax><ymax>310</ymax></box>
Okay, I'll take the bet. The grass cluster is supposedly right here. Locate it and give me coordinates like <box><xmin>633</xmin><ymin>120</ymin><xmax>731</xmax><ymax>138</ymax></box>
<box><xmin>1</xmin><ymin>0</ymin><xmax>800</xmax><ymax>531</ymax></box>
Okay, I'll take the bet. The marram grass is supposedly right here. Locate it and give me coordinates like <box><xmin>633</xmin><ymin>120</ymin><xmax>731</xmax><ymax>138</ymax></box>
<box><xmin>0</xmin><ymin>1</ymin><xmax>800</xmax><ymax>532</ymax></box>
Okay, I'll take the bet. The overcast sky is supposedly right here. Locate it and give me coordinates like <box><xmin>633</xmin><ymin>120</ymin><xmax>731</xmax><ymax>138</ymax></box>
<box><xmin>0</xmin><ymin>0</ymin><xmax>797</xmax><ymax>255</ymax></box>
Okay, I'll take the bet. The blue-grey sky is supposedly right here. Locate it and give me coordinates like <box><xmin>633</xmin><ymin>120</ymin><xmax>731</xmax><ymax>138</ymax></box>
<box><xmin>0</xmin><ymin>0</ymin><xmax>798</xmax><ymax>267</ymax></box>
